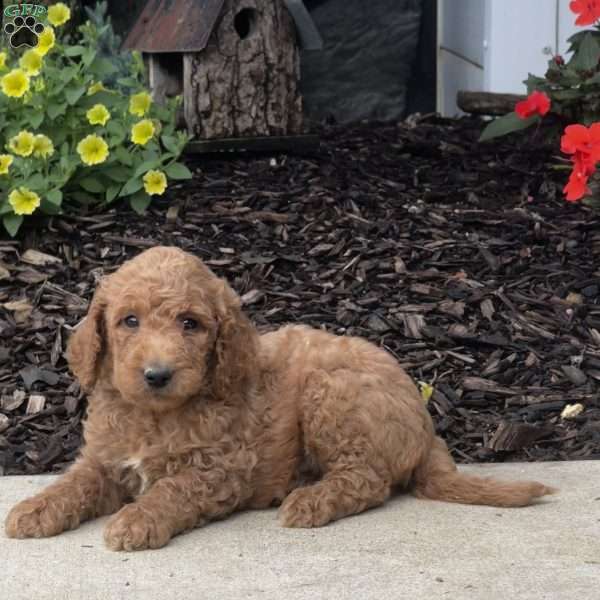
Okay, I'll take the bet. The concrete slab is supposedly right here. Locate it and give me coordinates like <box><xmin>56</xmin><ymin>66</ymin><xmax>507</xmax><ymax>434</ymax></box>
<box><xmin>0</xmin><ymin>461</ymin><xmax>599</xmax><ymax>600</ymax></box>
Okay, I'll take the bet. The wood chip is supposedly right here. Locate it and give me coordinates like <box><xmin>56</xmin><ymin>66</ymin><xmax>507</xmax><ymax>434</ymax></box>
<box><xmin>561</xmin><ymin>366</ymin><xmax>587</xmax><ymax>386</ymax></box>
<box><xmin>1</xmin><ymin>390</ymin><xmax>26</xmax><ymax>411</ymax></box>
<box><xmin>21</xmin><ymin>249</ymin><xmax>62</xmax><ymax>266</ymax></box>
<box><xmin>488</xmin><ymin>422</ymin><xmax>553</xmax><ymax>452</ymax></box>
<box><xmin>26</xmin><ymin>394</ymin><xmax>46</xmax><ymax>415</ymax></box>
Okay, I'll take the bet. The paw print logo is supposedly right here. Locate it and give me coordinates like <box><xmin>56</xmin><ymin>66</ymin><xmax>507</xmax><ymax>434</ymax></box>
<box><xmin>4</xmin><ymin>16</ymin><xmax>45</xmax><ymax>49</ymax></box>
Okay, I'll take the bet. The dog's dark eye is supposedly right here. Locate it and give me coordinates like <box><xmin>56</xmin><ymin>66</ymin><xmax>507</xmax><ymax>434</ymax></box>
<box><xmin>123</xmin><ymin>315</ymin><xmax>139</xmax><ymax>328</ymax></box>
<box><xmin>182</xmin><ymin>318</ymin><xmax>198</xmax><ymax>331</ymax></box>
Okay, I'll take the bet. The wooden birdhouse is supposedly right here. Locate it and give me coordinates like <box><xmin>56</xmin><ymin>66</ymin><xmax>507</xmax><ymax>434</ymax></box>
<box><xmin>123</xmin><ymin>0</ymin><xmax>321</xmax><ymax>146</ymax></box>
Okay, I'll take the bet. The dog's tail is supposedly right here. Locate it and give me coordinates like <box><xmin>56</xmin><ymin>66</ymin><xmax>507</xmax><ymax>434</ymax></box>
<box><xmin>412</xmin><ymin>436</ymin><xmax>555</xmax><ymax>508</ymax></box>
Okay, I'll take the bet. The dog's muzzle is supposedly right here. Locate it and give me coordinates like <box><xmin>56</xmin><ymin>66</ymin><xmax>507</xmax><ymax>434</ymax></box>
<box><xmin>143</xmin><ymin>365</ymin><xmax>173</xmax><ymax>389</ymax></box>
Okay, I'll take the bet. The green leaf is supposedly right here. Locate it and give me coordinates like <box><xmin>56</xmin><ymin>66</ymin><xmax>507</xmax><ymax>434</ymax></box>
<box><xmin>161</xmin><ymin>135</ymin><xmax>180</xmax><ymax>155</ymax></box>
<box><xmin>117</xmin><ymin>77</ymin><xmax>139</xmax><ymax>88</ymax></box>
<box><xmin>64</xmin><ymin>45</ymin><xmax>86</xmax><ymax>56</ymax></box>
<box><xmin>3</xmin><ymin>214</ymin><xmax>23</xmax><ymax>237</ymax></box>
<box><xmin>165</xmin><ymin>162</ymin><xmax>192</xmax><ymax>180</ymax></box>
<box><xmin>59</xmin><ymin>66</ymin><xmax>78</xmax><ymax>84</ymax></box>
<box><xmin>79</xmin><ymin>177</ymin><xmax>105</xmax><ymax>194</ymax></box>
<box><xmin>107</xmin><ymin>121</ymin><xmax>126</xmax><ymax>137</ymax></box>
<box><xmin>78</xmin><ymin>91</ymin><xmax>121</xmax><ymax>109</ymax></box>
<box><xmin>65</xmin><ymin>86</ymin><xmax>86</xmax><ymax>106</ymax></box>
<box><xmin>570</xmin><ymin>32</ymin><xmax>600</xmax><ymax>71</ymax></box>
<box><xmin>47</xmin><ymin>102</ymin><xmax>67</xmax><ymax>119</ymax></box>
<box><xmin>70</xmin><ymin>191</ymin><xmax>97</xmax><ymax>205</ymax></box>
<box><xmin>82</xmin><ymin>48</ymin><xmax>98</xmax><ymax>68</ymax></box>
<box><xmin>46</xmin><ymin>189</ymin><xmax>63</xmax><ymax>206</ymax></box>
<box><xmin>104</xmin><ymin>165</ymin><xmax>131</xmax><ymax>183</ymax></box>
<box><xmin>26</xmin><ymin>173</ymin><xmax>46</xmax><ymax>191</ymax></box>
<box><xmin>523</xmin><ymin>73</ymin><xmax>547</xmax><ymax>94</ymax></box>
<box><xmin>479</xmin><ymin>112</ymin><xmax>538</xmax><ymax>142</ymax></box>
<box><xmin>90</xmin><ymin>58</ymin><xmax>119</xmax><ymax>78</ymax></box>
<box><xmin>552</xmin><ymin>89</ymin><xmax>583</xmax><ymax>101</ymax></box>
<box><xmin>30</xmin><ymin>110</ymin><xmax>44</xmax><ymax>129</ymax></box>
<box><xmin>114</xmin><ymin>146</ymin><xmax>133</xmax><ymax>166</ymax></box>
<box><xmin>40</xmin><ymin>199</ymin><xmax>62</xmax><ymax>215</ymax></box>
<box><xmin>119</xmin><ymin>176</ymin><xmax>143</xmax><ymax>197</ymax></box>
<box><xmin>134</xmin><ymin>159</ymin><xmax>161</xmax><ymax>178</ymax></box>
<box><xmin>105</xmin><ymin>184</ymin><xmax>121</xmax><ymax>204</ymax></box>
<box><xmin>0</xmin><ymin>202</ymin><xmax>13</xmax><ymax>216</ymax></box>
<box><xmin>129</xmin><ymin>191</ymin><xmax>151</xmax><ymax>214</ymax></box>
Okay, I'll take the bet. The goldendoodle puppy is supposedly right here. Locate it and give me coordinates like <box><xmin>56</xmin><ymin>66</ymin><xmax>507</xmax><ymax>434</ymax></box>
<box><xmin>5</xmin><ymin>247</ymin><xmax>554</xmax><ymax>550</ymax></box>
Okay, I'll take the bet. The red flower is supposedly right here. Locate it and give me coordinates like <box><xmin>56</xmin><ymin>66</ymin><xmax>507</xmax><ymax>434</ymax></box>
<box><xmin>564</xmin><ymin>161</ymin><xmax>592</xmax><ymax>201</ymax></box>
<box><xmin>570</xmin><ymin>0</ymin><xmax>600</xmax><ymax>25</ymax></box>
<box><xmin>515</xmin><ymin>91</ymin><xmax>551</xmax><ymax>119</ymax></box>
<box><xmin>561</xmin><ymin>124</ymin><xmax>600</xmax><ymax>201</ymax></box>
<box><xmin>560</xmin><ymin>123</ymin><xmax>600</xmax><ymax>160</ymax></box>
<box><xmin>554</xmin><ymin>55</ymin><xmax>565</xmax><ymax>66</ymax></box>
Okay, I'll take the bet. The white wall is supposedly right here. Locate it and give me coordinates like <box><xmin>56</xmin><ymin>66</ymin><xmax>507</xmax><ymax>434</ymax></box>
<box><xmin>438</xmin><ymin>0</ymin><xmax>581</xmax><ymax>116</ymax></box>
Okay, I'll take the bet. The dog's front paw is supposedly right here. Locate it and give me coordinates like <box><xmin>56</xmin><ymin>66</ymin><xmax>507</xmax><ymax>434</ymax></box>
<box><xmin>104</xmin><ymin>504</ymin><xmax>171</xmax><ymax>551</ymax></box>
<box><xmin>279</xmin><ymin>486</ymin><xmax>332</xmax><ymax>528</ymax></box>
<box><xmin>5</xmin><ymin>495</ymin><xmax>77</xmax><ymax>538</ymax></box>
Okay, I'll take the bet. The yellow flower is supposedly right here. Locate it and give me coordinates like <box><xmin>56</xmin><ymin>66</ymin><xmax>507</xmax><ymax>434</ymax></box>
<box><xmin>86</xmin><ymin>104</ymin><xmax>111</xmax><ymax>126</ymax></box>
<box><xmin>33</xmin><ymin>134</ymin><xmax>54</xmax><ymax>159</ymax></box>
<box><xmin>131</xmin><ymin>119</ymin><xmax>155</xmax><ymax>146</ymax></box>
<box><xmin>87</xmin><ymin>81</ymin><xmax>106</xmax><ymax>95</ymax></box>
<box><xmin>19</xmin><ymin>49</ymin><xmax>43</xmax><ymax>76</ymax></box>
<box><xmin>8</xmin><ymin>131</ymin><xmax>35</xmax><ymax>157</ymax></box>
<box><xmin>77</xmin><ymin>134</ymin><xmax>109</xmax><ymax>166</ymax></box>
<box><xmin>418</xmin><ymin>381</ymin><xmax>434</xmax><ymax>403</ymax></box>
<box><xmin>143</xmin><ymin>170</ymin><xmax>168</xmax><ymax>195</ymax></box>
<box><xmin>129</xmin><ymin>91</ymin><xmax>152</xmax><ymax>117</ymax></box>
<box><xmin>35</xmin><ymin>27</ymin><xmax>56</xmax><ymax>56</ymax></box>
<box><xmin>0</xmin><ymin>154</ymin><xmax>13</xmax><ymax>175</ymax></box>
<box><xmin>1</xmin><ymin>69</ymin><xmax>30</xmax><ymax>98</ymax></box>
<box><xmin>0</xmin><ymin>52</ymin><xmax>7</xmax><ymax>70</ymax></box>
<box><xmin>48</xmin><ymin>2</ymin><xmax>71</xmax><ymax>26</ymax></box>
<box><xmin>8</xmin><ymin>187</ymin><xmax>40</xmax><ymax>215</ymax></box>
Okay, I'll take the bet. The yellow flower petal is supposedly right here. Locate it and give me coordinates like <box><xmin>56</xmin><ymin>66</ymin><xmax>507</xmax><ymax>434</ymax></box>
<box><xmin>33</xmin><ymin>134</ymin><xmax>54</xmax><ymax>159</ymax></box>
<box><xmin>48</xmin><ymin>2</ymin><xmax>71</xmax><ymax>26</ymax></box>
<box><xmin>131</xmin><ymin>119</ymin><xmax>155</xmax><ymax>146</ymax></box>
<box><xmin>8</xmin><ymin>187</ymin><xmax>40</xmax><ymax>216</ymax></box>
<box><xmin>35</xmin><ymin>27</ymin><xmax>56</xmax><ymax>57</ymax></box>
<box><xmin>87</xmin><ymin>81</ymin><xmax>106</xmax><ymax>95</ymax></box>
<box><xmin>0</xmin><ymin>154</ymin><xmax>13</xmax><ymax>175</ymax></box>
<box><xmin>1</xmin><ymin>69</ymin><xmax>30</xmax><ymax>98</ymax></box>
<box><xmin>418</xmin><ymin>381</ymin><xmax>434</xmax><ymax>403</ymax></box>
<box><xmin>19</xmin><ymin>50</ymin><xmax>43</xmax><ymax>76</ymax></box>
<box><xmin>86</xmin><ymin>104</ymin><xmax>111</xmax><ymax>126</ymax></box>
<box><xmin>143</xmin><ymin>170</ymin><xmax>168</xmax><ymax>195</ymax></box>
<box><xmin>8</xmin><ymin>131</ymin><xmax>35</xmax><ymax>157</ymax></box>
<box><xmin>129</xmin><ymin>91</ymin><xmax>152</xmax><ymax>117</ymax></box>
<box><xmin>77</xmin><ymin>134</ymin><xmax>109</xmax><ymax>166</ymax></box>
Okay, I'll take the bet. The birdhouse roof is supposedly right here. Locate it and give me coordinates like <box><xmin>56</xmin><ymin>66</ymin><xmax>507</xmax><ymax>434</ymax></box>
<box><xmin>122</xmin><ymin>0</ymin><xmax>322</xmax><ymax>54</ymax></box>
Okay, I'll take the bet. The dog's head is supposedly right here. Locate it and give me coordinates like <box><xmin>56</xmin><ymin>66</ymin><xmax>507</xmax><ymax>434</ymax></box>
<box><xmin>67</xmin><ymin>246</ymin><xmax>258</xmax><ymax>411</ymax></box>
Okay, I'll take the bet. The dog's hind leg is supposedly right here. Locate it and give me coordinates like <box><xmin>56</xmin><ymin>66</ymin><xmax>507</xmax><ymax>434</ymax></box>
<box><xmin>279</xmin><ymin>464</ymin><xmax>391</xmax><ymax>528</ymax></box>
<box><xmin>279</xmin><ymin>369</ymin><xmax>396</xmax><ymax>528</ymax></box>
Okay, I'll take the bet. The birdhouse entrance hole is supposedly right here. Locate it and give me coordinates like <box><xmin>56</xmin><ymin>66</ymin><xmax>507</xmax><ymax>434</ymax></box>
<box><xmin>148</xmin><ymin>53</ymin><xmax>183</xmax><ymax>100</ymax></box>
<box><xmin>234</xmin><ymin>8</ymin><xmax>257</xmax><ymax>40</ymax></box>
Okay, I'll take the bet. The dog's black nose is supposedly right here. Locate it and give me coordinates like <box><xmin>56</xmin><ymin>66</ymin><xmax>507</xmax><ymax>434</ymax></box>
<box><xmin>144</xmin><ymin>366</ymin><xmax>173</xmax><ymax>388</ymax></box>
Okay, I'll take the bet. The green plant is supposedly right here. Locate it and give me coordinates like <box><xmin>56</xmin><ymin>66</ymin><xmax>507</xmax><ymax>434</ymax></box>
<box><xmin>479</xmin><ymin>1</ymin><xmax>600</xmax><ymax>203</ymax></box>
<box><xmin>0</xmin><ymin>3</ymin><xmax>190</xmax><ymax>236</ymax></box>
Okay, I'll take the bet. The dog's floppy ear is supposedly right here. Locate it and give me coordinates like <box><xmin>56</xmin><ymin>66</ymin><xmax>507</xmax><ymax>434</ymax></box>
<box><xmin>212</xmin><ymin>280</ymin><xmax>259</xmax><ymax>401</ymax></box>
<box><xmin>67</xmin><ymin>283</ymin><xmax>107</xmax><ymax>393</ymax></box>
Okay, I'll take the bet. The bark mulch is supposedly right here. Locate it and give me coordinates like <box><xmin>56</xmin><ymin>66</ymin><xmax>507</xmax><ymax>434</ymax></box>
<box><xmin>1</xmin><ymin>115</ymin><xmax>600</xmax><ymax>476</ymax></box>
